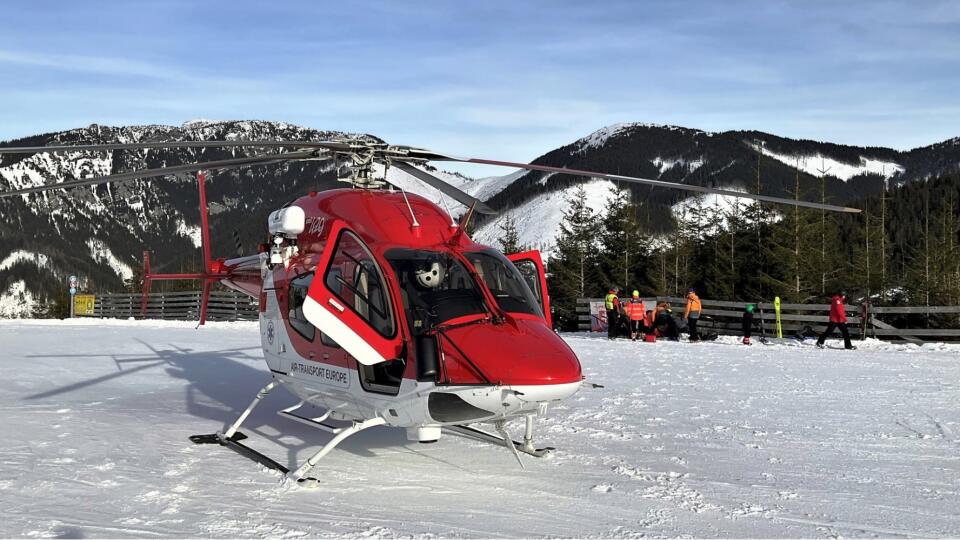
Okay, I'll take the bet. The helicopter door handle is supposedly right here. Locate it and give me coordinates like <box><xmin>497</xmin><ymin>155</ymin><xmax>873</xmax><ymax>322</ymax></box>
<box><xmin>328</xmin><ymin>299</ymin><xmax>345</xmax><ymax>312</ymax></box>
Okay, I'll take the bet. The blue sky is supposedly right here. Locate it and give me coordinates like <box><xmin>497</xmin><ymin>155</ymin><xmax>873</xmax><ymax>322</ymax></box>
<box><xmin>1</xmin><ymin>1</ymin><xmax>958</xmax><ymax>176</ymax></box>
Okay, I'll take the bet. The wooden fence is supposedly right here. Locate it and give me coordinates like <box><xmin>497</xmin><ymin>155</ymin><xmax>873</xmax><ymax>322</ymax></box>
<box><xmin>85</xmin><ymin>290</ymin><xmax>258</xmax><ymax>322</ymax></box>
<box><xmin>577</xmin><ymin>296</ymin><xmax>960</xmax><ymax>342</ymax></box>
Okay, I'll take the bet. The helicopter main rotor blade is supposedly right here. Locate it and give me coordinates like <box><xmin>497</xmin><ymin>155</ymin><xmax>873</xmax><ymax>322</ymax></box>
<box><xmin>0</xmin><ymin>150</ymin><xmax>318</xmax><ymax>199</ymax></box>
<box><xmin>411</xmin><ymin>152</ymin><xmax>861</xmax><ymax>214</ymax></box>
<box><xmin>391</xmin><ymin>161</ymin><xmax>496</xmax><ymax>215</ymax></box>
<box><xmin>0</xmin><ymin>140</ymin><xmax>354</xmax><ymax>155</ymax></box>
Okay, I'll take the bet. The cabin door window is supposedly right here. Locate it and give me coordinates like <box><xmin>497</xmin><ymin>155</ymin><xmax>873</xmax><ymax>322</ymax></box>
<box><xmin>304</xmin><ymin>223</ymin><xmax>402</xmax><ymax>366</ymax></box>
<box><xmin>506</xmin><ymin>250</ymin><xmax>553</xmax><ymax>327</ymax></box>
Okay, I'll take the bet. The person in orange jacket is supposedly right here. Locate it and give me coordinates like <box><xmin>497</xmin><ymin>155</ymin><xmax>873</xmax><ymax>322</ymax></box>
<box><xmin>683</xmin><ymin>288</ymin><xmax>702</xmax><ymax>342</ymax></box>
<box><xmin>623</xmin><ymin>290</ymin><xmax>647</xmax><ymax>341</ymax></box>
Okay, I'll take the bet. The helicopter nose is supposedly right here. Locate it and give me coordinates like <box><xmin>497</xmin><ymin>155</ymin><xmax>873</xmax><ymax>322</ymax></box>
<box><xmin>440</xmin><ymin>318</ymin><xmax>582</xmax><ymax>386</ymax></box>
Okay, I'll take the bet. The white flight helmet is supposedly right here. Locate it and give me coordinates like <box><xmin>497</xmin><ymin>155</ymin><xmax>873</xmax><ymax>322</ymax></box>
<box><xmin>415</xmin><ymin>261</ymin><xmax>445</xmax><ymax>288</ymax></box>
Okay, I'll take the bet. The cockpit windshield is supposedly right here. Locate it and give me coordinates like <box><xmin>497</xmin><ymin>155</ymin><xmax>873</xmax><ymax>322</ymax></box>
<box><xmin>385</xmin><ymin>248</ymin><xmax>488</xmax><ymax>333</ymax></box>
<box><xmin>464</xmin><ymin>250</ymin><xmax>543</xmax><ymax>317</ymax></box>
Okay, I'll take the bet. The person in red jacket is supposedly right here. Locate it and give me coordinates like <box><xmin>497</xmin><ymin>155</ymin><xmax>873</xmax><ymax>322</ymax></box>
<box><xmin>816</xmin><ymin>291</ymin><xmax>856</xmax><ymax>350</ymax></box>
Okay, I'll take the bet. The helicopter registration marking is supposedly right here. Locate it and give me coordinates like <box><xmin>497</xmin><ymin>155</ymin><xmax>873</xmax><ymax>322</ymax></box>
<box><xmin>308</xmin><ymin>217</ymin><xmax>325</xmax><ymax>235</ymax></box>
<box><xmin>289</xmin><ymin>360</ymin><xmax>351</xmax><ymax>389</ymax></box>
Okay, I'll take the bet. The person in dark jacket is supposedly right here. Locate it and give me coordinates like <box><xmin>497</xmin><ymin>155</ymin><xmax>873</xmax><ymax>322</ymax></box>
<box><xmin>653</xmin><ymin>302</ymin><xmax>680</xmax><ymax>341</ymax></box>
<box><xmin>742</xmin><ymin>303</ymin><xmax>755</xmax><ymax>345</ymax></box>
<box><xmin>816</xmin><ymin>292</ymin><xmax>856</xmax><ymax>350</ymax></box>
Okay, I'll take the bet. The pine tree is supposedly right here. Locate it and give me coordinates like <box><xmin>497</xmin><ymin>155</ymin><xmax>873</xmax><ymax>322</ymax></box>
<box><xmin>597</xmin><ymin>186</ymin><xmax>656</xmax><ymax>296</ymax></box>
<box><xmin>675</xmin><ymin>193</ymin><xmax>710</xmax><ymax>294</ymax></box>
<box><xmin>699</xmin><ymin>199</ymin><xmax>734</xmax><ymax>299</ymax></box>
<box><xmin>497</xmin><ymin>216</ymin><xmax>524</xmax><ymax>254</ymax></box>
<box><xmin>547</xmin><ymin>185</ymin><xmax>601</xmax><ymax>330</ymax></box>
<box><xmin>765</xmin><ymin>166</ymin><xmax>824</xmax><ymax>302</ymax></box>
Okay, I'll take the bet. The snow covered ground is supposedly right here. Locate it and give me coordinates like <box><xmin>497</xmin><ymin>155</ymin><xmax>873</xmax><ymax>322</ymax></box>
<box><xmin>1</xmin><ymin>319</ymin><xmax>958</xmax><ymax>538</ymax></box>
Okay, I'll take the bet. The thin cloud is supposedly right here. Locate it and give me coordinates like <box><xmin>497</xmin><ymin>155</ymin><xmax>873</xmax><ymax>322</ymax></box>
<box><xmin>0</xmin><ymin>50</ymin><xmax>181</xmax><ymax>80</ymax></box>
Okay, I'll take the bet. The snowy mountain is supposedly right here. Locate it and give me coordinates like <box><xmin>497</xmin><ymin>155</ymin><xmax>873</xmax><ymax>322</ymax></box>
<box><xmin>472</xmin><ymin>123</ymin><xmax>960</xmax><ymax>257</ymax></box>
<box><xmin>2</xmin><ymin>120</ymin><xmax>959</xmax><ymax>316</ymax></box>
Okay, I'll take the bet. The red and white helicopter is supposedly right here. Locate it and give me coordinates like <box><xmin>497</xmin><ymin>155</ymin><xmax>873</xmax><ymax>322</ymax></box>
<box><xmin>0</xmin><ymin>137</ymin><xmax>858</xmax><ymax>485</ymax></box>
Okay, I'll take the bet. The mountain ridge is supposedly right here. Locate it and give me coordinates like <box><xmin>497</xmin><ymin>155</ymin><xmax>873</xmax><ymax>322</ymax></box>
<box><xmin>2</xmin><ymin>120</ymin><xmax>959</xmax><ymax>316</ymax></box>
<box><xmin>470</xmin><ymin>122</ymin><xmax>960</xmax><ymax>252</ymax></box>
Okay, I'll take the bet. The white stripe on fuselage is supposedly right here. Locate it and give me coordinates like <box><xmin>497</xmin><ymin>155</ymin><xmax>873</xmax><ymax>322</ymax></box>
<box><xmin>302</xmin><ymin>295</ymin><xmax>388</xmax><ymax>366</ymax></box>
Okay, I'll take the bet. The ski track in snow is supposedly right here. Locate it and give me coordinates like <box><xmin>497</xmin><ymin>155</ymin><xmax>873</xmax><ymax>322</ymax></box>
<box><xmin>1</xmin><ymin>319</ymin><xmax>959</xmax><ymax>538</ymax></box>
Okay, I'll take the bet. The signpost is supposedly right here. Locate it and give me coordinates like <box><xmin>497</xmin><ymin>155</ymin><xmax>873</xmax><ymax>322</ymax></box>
<box><xmin>74</xmin><ymin>294</ymin><xmax>96</xmax><ymax>316</ymax></box>
<box><xmin>68</xmin><ymin>275</ymin><xmax>78</xmax><ymax>318</ymax></box>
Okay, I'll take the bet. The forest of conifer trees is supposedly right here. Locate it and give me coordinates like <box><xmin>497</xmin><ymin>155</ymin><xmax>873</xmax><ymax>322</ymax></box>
<box><xmin>497</xmin><ymin>174</ymin><xmax>960</xmax><ymax>331</ymax></box>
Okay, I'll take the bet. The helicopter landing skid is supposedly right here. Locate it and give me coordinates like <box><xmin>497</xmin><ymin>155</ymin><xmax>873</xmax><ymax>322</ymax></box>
<box><xmin>188</xmin><ymin>379</ymin><xmax>389</xmax><ymax>487</ymax></box>
<box><xmin>189</xmin><ymin>431</ymin><xmax>290</xmax><ymax>474</ymax></box>
<box><xmin>445</xmin><ymin>423</ymin><xmax>555</xmax><ymax>458</ymax></box>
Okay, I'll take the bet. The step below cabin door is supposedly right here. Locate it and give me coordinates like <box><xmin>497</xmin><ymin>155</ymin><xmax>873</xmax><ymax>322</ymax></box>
<box><xmin>303</xmin><ymin>222</ymin><xmax>402</xmax><ymax>366</ymax></box>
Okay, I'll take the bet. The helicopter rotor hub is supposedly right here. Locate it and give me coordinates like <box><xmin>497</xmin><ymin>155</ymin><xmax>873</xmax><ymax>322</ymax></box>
<box><xmin>331</xmin><ymin>141</ymin><xmax>427</xmax><ymax>190</ymax></box>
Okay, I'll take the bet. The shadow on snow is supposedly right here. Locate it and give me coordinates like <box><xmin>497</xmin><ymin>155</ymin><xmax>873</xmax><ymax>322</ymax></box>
<box><xmin>21</xmin><ymin>337</ymin><xmax>429</xmax><ymax>472</ymax></box>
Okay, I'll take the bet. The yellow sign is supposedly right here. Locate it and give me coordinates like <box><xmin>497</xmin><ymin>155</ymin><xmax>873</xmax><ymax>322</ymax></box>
<box><xmin>74</xmin><ymin>294</ymin><xmax>96</xmax><ymax>316</ymax></box>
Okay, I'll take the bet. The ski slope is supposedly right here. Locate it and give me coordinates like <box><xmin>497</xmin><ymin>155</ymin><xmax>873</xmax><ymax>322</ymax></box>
<box><xmin>1</xmin><ymin>319</ymin><xmax>958</xmax><ymax>538</ymax></box>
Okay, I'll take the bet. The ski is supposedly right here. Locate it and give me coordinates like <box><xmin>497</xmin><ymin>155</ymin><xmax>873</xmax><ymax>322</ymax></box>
<box><xmin>758</xmin><ymin>302</ymin><xmax>769</xmax><ymax>344</ymax></box>
<box><xmin>445</xmin><ymin>424</ymin><xmax>554</xmax><ymax>457</ymax></box>
<box><xmin>859</xmin><ymin>300</ymin><xmax>870</xmax><ymax>340</ymax></box>
<box><xmin>774</xmin><ymin>296</ymin><xmax>783</xmax><ymax>339</ymax></box>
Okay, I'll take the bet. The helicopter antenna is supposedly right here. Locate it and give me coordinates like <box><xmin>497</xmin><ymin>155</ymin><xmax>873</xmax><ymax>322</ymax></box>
<box><xmin>436</xmin><ymin>191</ymin><xmax>458</xmax><ymax>227</ymax></box>
<box><xmin>459</xmin><ymin>202</ymin><xmax>477</xmax><ymax>231</ymax></box>
<box><xmin>449</xmin><ymin>202</ymin><xmax>477</xmax><ymax>247</ymax></box>
<box><xmin>399</xmin><ymin>188</ymin><xmax>420</xmax><ymax>228</ymax></box>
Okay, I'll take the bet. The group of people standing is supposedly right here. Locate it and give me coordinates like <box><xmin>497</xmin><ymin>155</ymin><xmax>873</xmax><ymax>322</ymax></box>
<box><xmin>604</xmin><ymin>287</ymin><xmax>703</xmax><ymax>342</ymax></box>
<box><xmin>605</xmin><ymin>287</ymin><xmax>857</xmax><ymax>349</ymax></box>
